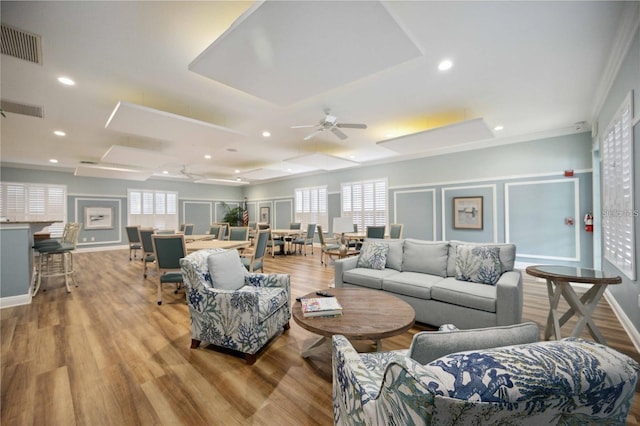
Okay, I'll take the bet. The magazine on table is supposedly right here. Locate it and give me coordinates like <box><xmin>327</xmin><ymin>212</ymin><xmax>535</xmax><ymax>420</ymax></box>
<box><xmin>301</xmin><ymin>296</ymin><xmax>343</xmax><ymax>318</ymax></box>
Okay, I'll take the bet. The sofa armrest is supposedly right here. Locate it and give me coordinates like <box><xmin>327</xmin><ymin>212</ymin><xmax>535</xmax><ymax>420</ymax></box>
<box><xmin>246</xmin><ymin>273</ymin><xmax>290</xmax><ymax>289</ymax></box>
<box><xmin>495</xmin><ymin>270</ymin><xmax>523</xmax><ymax>325</ymax></box>
<box><xmin>334</xmin><ymin>256</ymin><xmax>359</xmax><ymax>288</ymax></box>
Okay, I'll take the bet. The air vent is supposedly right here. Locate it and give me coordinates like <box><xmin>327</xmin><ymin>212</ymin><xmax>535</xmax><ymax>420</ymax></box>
<box><xmin>1</xmin><ymin>24</ymin><xmax>42</xmax><ymax>64</ymax></box>
<box><xmin>0</xmin><ymin>100</ymin><xmax>44</xmax><ymax>118</ymax></box>
<box><xmin>80</xmin><ymin>161</ymin><xmax>98</xmax><ymax>165</ymax></box>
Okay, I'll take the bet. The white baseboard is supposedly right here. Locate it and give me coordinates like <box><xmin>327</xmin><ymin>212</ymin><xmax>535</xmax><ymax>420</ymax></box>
<box><xmin>0</xmin><ymin>293</ymin><xmax>32</xmax><ymax>309</ymax></box>
<box><xmin>604</xmin><ymin>289</ymin><xmax>640</xmax><ymax>353</ymax></box>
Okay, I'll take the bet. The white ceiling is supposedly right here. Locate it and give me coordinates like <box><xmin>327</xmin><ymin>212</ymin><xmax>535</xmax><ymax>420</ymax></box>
<box><xmin>0</xmin><ymin>1</ymin><xmax>632</xmax><ymax>184</ymax></box>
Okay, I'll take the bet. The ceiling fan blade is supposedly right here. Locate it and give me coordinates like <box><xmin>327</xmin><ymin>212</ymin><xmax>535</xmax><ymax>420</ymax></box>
<box><xmin>336</xmin><ymin>123</ymin><xmax>367</xmax><ymax>129</ymax></box>
<box><xmin>291</xmin><ymin>124</ymin><xmax>317</xmax><ymax>129</ymax></box>
<box><xmin>303</xmin><ymin>129</ymin><xmax>324</xmax><ymax>140</ymax></box>
<box><xmin>331</xmin><ymin>127</ymin><xmax>348</xmax><ymax>140</ymax></box>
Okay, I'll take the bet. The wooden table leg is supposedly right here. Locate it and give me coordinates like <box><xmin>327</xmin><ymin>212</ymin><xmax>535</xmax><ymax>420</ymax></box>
<box><xmin>560</xmin><ymin>283</ymin><xmax>608</xmax><ymax>344</ymax></box>
<box><xmin>301</xmin><ymin>335</ymin><xmax>328</xmax><ymax>358</ymax></box>
<box><xmin>545</xmin><ymin>279</ymin><xmax>564</xmax><ymax>340</ymax></box>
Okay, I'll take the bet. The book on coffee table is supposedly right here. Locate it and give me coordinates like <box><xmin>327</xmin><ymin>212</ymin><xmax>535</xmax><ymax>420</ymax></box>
<box><xmin>301</xmin><ymin>297</ymin><xmax>343</xmax><ymax>318</ymax></box>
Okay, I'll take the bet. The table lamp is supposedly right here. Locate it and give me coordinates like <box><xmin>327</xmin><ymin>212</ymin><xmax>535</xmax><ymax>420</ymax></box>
<box><xmin>333</xmin><ymin>217</ymin><xmax>354</xmax><ymax>254</ymax></box>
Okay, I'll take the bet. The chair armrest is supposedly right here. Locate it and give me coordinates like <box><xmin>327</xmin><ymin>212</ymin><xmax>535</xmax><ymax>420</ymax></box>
<box><xmin>334</xmin><ymin>256</ymin><xmax>359</xmax><ymax>288</ymax></box>
<box><xmin>246</xmin><ymin>273</ymin><xmax>290</xmax><ymax>289</ymax></box>
<box><xmin>495</xmin><ymin>270</ymin><xmax>523</xmax><ymax>326</ymax></box>
<box><xmin>332</xmin><ymin>335</ymin><xmax>437</xmax><ymax>426</ymax></box>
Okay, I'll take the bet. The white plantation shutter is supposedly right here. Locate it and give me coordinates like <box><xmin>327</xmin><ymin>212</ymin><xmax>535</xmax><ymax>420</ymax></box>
<box><xmin>341</xmin><ymin>178</ymin><xmax>387</xmax><ymax>231</ymax></box>
<box><xmin>295</xmin><ymin>186</ymin><xmax>328</xmax><ymax>229</ymax></box>
<box><xmin>601</xmin><ymin>94</ymin><xmax>635</xmax><ymax>280</ymax></box>
<box><xmin>128</xmin><ymin>189</ymin><xmax>178</xmax><ymax>230</ymax></box>
<box><xmin>0</xmin><ymin>182</ymin><xmax>67</xmax><ymax>236</ymax></box>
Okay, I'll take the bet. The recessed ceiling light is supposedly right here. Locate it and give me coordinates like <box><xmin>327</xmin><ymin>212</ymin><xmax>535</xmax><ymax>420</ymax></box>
<box><xmin>235</xmin><ymin>169</ymin><xmax>240</xmax><ymax>173</ymax></box>
<box><xmin>162</xmin><ymin>170</ymin><xmax>169</xmax><ymax>174</ymax></box>
<box><xmin>53</xmin><ymin>130</ymin><xmax>66</xmax><ymax>136</ymax></box>
<box><xmin>438</xmin><ymin>59</ymin><xmax>453</xmax><ymax>71</ymax></box>
<box><xmin>493</xmin><ymin>125</ymin><xmax>504</xmax><ymax>131</ymax></box>
<box><xmin>204</xmin><ymin>154</ymin><xmax>211</xmax><ymax>159</ymax></box>
<box><xmin>262</xmin><ymin>131</ymin><xmax>271</xmax><ymax>137</ymax></box>
<box><xmin>49</xmin><ymin>159</ymin><xmax>58</xmax><ymax>163</ymax></box>
<box><xmin>57</xmin><ymin>76</ymin><xmax>75</xmax><ymax>86</ymax></box>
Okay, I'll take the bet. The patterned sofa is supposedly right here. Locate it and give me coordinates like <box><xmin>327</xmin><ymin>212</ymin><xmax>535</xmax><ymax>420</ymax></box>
<box><xmin>335</xmin><ymin>239</ymin><xmax>522</xmax><ymax>328</ymax></box>
<box><xmin>180</xmin><ymin>248</ymin><xmax>291</xmax><ymax>364</ymax></box>
<box><xmin>332</xmin><ymin>331</ymin><xmax>639</xmax><ymax>425</ymax></box>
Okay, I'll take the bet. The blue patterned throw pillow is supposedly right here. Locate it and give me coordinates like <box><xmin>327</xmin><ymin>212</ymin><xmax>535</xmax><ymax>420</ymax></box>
<box><xmin>357</xmin><ymin>242</ymin><xmax>389</xmax><ymax>270</ymax></box>
<box><xmin>455</xmin><ymin>245</ymin><xmax>502</xmax><ymax>285</ymax></box>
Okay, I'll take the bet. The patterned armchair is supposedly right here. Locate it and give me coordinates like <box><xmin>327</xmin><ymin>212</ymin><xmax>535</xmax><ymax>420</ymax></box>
<box><xmin>333</xmin><ymin>333</ymin><xmax>639</xmax><ymax>425</ymax></box>
<box><xmin>180</xmin><ymin>248</ymin><xmax>291</xmax><ymax>364</ymax></box>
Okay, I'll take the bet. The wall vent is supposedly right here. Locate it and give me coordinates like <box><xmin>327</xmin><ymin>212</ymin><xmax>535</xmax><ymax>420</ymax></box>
<box><xmin>1</xmin><ymin>24</ymin><xmax>42</xmax><ymax>64</ymax></box>
<box><xmin>0</xmin><ymin>100</ymin><xmax>44</xmax><ymax>118</ymax></box>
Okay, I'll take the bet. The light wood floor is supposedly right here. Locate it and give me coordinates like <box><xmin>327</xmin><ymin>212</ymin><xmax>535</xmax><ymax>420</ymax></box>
<box><xmin>2</xmin><ymin>248</ymin><xmax>639</xmax><ymax>425</ymax></box>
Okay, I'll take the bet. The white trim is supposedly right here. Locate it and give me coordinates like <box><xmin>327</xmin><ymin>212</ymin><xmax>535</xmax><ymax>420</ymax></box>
<box><xmin>74</xmin><ymin>197</ymin><xmax>123</xmax><ymax>244</ymax></box>
<box><xmin>505</xmin><ymin>178</ymin><xmax>580</xmax><ymax>262</ymax></box>
<box><xmin>441</xmin><ymin>184</ymin><xmax>498</xmax><ymax>242</ymax></box>
<box><xmin>604</xmin><ymin>289</ymin><xmax>640</xmax><ymax>354</ymax></box>
<box><xmin>0</xmin><ymin>293</ymin><xmax>32</xmax><ymax>309</ymax></box>
<box><xmin>393</xmin><ymin>188</ymin><xmax>437</xmax><ymax>240</ymax></box>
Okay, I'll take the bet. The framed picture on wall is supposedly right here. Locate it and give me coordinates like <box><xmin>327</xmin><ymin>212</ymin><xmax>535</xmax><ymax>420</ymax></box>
<box><xmin>84</xmin><ymin>206</ymin><xmax>114</xmax><ymax>230</ymax></box>
<box><xmin>453</xmin><ymin>197</ymin><xmax>483</xmax><ymax>230</ymax></box>
<box><xmin>260</xmin><ymin>207</ymin><xmax>270</xmax><ymax>224</ymax></box>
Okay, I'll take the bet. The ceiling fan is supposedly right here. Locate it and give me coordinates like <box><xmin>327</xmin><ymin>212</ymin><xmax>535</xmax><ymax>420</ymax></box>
<box><xmin>291</xmin><ymin>109</ymin><xmax>367</xmax><ymax>141</ymax></box>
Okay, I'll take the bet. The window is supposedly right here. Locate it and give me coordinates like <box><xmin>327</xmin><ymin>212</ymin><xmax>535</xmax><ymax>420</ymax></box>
<box><xmin>341</xmin><ymin>179</ymin><xmax>387</xmax><ymax>231</ymax></box>
<box><xmin>0</xmin><ymin>182</ymin><xmax>67</xmax><ymax>236</ymax></box>
<box><xmin>295</xmin><ymin>185</ymin><xmax>328</xmax><ymax>229</ymax></box>
<box><xmin>601</xmin><ymin>93</ymin><xmax>635</xmax><ymax>280</ymax></box>
<box><xmin>128</xmin><ymin>189</ymin><xmax>178</xmax><ymax>230</ymax></box>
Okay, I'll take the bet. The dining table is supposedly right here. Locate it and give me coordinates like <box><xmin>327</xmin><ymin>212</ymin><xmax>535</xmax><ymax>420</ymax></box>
<box><xmin>270</xmin><ymin>228</ymin><xmax>305</xmax><ymax>255</ymax></box>
<box><xmin>185</xmin><ymin>239</ymin><xmax>251</xmax><ymax>253</ymax></box>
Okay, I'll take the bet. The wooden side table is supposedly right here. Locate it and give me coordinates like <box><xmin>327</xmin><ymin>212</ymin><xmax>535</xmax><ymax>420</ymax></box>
<box><xmin>323</xmin><ymin>249</ymin><xmax>359</xmax><ymax>267</ymax></box>
<box><xmin>525</xmin><ymin>265</ymin><xmax>621</xmax><ymax>344</ymax></box>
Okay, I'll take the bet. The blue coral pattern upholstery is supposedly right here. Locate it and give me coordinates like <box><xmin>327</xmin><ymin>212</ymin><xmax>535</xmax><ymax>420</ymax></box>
<box><xmin>180</xmin><ymin>249</ymin><xmax>291</xmax><ymax>362</ymax></box>
<box><xmin>333</xmin><ymin>335</ymin><xmax>639</xmax><ymax>425</ymax></box>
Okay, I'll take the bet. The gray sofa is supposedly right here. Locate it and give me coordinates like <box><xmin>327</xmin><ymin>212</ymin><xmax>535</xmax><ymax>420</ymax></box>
<box><xmin>334</xmin><ymin>239</ymin><xmax>522</xmax><ymax>328</ymax></box>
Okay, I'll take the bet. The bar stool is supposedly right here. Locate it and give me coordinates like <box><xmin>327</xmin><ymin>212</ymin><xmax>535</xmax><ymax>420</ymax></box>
<box><xmin>33</xmin><ymin>222</ymin><xmax>81</xmax><ymax>296</ymax></box>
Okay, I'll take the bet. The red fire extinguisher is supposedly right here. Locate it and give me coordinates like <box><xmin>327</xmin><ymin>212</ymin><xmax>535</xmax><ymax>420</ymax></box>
<box><xmin>584</xmin><ymin>212</ymin><xmax>593</xmax><ymax>232</ymax></box>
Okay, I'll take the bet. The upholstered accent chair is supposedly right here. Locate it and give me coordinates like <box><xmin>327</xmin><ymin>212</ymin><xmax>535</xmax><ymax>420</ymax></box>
<box><xmin>180</xmin><ymin>248</ymin><xmax>291</xmax><ymax>364</ymax></box>
<box><xmin>333</xmin><ymin>323</ymin><xmax>639</xmax><ymax>425</ymax></box>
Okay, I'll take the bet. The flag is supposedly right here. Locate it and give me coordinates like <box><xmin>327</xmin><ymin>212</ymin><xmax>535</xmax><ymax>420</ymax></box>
<box><xmin>242</xmin><ymin>198</ymin><xmax>249</xmax><ymax>226</ymax></box>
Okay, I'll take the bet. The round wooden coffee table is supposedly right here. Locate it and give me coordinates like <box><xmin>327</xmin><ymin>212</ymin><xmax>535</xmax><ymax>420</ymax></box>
<box><xmin>292</xmin><ymin>288</ymin><xmax>415</xmax><ymax>357</ymax></box>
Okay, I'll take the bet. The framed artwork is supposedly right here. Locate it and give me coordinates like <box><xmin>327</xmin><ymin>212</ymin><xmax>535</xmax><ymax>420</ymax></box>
<box><xmin>453</xmin><ymin>197</ymin><xmax>483</xmax><ymax>230</ymax></box>
<box><xmin>260</xmin><ymin>206</ymin><xmax>270</xmax><ymax>224</ymax></box>
<box><xmin>84</xmin><ymin>206</ymin><xmax>114</xmax><ymax>230</ymax></box>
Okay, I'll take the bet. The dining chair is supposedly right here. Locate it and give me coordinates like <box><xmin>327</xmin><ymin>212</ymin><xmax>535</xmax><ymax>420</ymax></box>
<box><xmin>285</xmin><ymin>222</ymin><xmax>301</xmax><ymax>253</ymax></box>
<box><xmin>266</xmin><ymin>228</ymin><xmax>285</xmax><ymax>257</ymax></box>
<box><xmin>241</xmin><ymin>229</ymin><xmax>269</xmax><ymax>272</ymax></box>
<box><xmin>140</xmin><ymin>228</ymin><xmax>156</xmax><ymax>278</ymax></box>
<box><xmin>316</xmin><ymin>225</ymin><xmax>340</xmax><ymax>265</ymax></box>
<box><xmin>125</xmin><ymin>225</ymin><xmax>142</xmax><ymax>260</ymax></box>
<box><xmin>389</xmin><ymin>223</ymin><xmax>404</xmax><ymax>239</ymax></box>
<box><xmin>366</xmin><ymin>225</ymin><xmax>386</xmax><ymax>239</ymax></box>
<box><xmin>229</xmin><ymin>226</ymin><xmax>250</xmax><ymax>241</ymax></box>
<box><xmin>293</xmin><ymin>223</ymin><xmax>316</xmax><ymax>255</ymax></box>
<box><xmin>207</xmin><ymin>224</ymin><xmax>223</xmax><ymax>239</ymax></box>
<box><xmin>182</xmin><ymin>223</ymin><xmax>195</xmax><ymax>235</ymax></box>
<box><xmin>151</xmin><ymin>234</ymin><xmax>187</xmax><ymax>305</ymax></box>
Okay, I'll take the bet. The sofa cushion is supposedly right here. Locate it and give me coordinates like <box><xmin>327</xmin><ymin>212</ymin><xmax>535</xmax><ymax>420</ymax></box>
<box><xmin>207</xmin><ymin>249</ymin><xmax>247</xmax><ymax>290</ymax></box>
<box><xmin>447</xmin><ymin>240</ymin><xmax>516</xmax><ymax>276</ymax></box>
<box><xmin>455</xmin><ymin>245</ymin><xmax>502</xmax><ymax>285</ymax></box>
<box><xmin>357</xmin><ymin>241</ymin><xmax>389</xmax><ymax>270</ymax></box>
<box><xmin>431</xmin><ymin>277</ymin><xmax>496</xmax><ymax>312</ymax></box>
<box><xmin>382</xmin><ymin>271</ymin><xmax>443</xmax><ymax>300</ymax></box>
<box><xmin>408</xmin><ymin>322</ymin><xmax>539</xmax><ymax>364</ymax></box>
<box><xmin>402</xmin><ymin>239</ymin><xmax>449</xmax><ymax>277</ymax></box>
<box><xmin>365</xmin><ymin>238</ymin><xmax>404</xmax><ymax>271</ymax></box>
<box><xmin>343</xmin><ymin>268</ymin><xmax>399</xmax><ymax>290</ymax></box>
